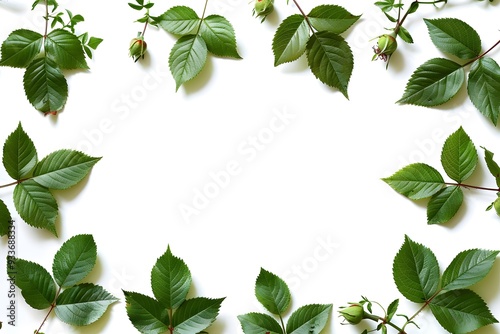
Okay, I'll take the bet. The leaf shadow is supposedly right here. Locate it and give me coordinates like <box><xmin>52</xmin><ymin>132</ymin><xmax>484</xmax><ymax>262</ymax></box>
<box><xmin>0</xmin><ymin>1</ymin><xmax>25</xmax><ymax>13</ymax></box>
<box><xmin>52</xmin><ymin>171</ymin><xmax>91</xmax><ymax>204</ymax></box>
<box><xmin>82</xmin><ymin>256</ymin><xmax>104</xmax><ymax>284</ymax></box>
<box><xmin>182</xmin><ymin>57</ymin><xmax>213</xmax><ymax>94</ymax></box>
<box><xmin>281</xmin><ymin>54</ymin><xmax>308</xmax><ymax>73</ymax></box>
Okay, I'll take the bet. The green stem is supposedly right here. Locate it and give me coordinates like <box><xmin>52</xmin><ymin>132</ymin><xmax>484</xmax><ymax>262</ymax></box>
<box><xmin>196</xmin><ymin>0</ymin><xmax>209</xmax><ymax>35</ymax></box>
<box><xmin>35</xmin><ymin>286</ymin><xmax>62</xmax><ymax>334</ymax></box>
<box><xmin>168</xmin><ymin>308</ymin><xmax>174</xmax><ymax>334</ymax></box>
<box><xmin>279</xmin><ymin>313</ymin><xmax>287</xmax><ymax>334</ymax></box>
<box><xmin>401</xmin><ymin>290</ymin><xmax>441</xmax><ymax>332</ymax></box>
<box><xmin>140</xmin><ymin>1</ymin><xmax>152</xmax><ymax>38</ymax></box>
<box><xmin>445</xmin><ymin>182</ymin><xmax>500</xmax><ymax>192</ymax></box>
<box><xmin>292</xmin><ymin>0</ymin><xmax>315</xmax><ymax>33</ymax></box>
<box><xmin>44</xmin><ymin>0</ymin><xmax>49</xmax><ymax>38</ymax></box>
<box><xmin>363</xmin><ymin>311</ymin><xmax>407</xmax><ymax>333</ymax></box>
<box><xmin>394</xmin><ymin>0</ymin><xmax>447</xmax><ymax>36</ymax></box>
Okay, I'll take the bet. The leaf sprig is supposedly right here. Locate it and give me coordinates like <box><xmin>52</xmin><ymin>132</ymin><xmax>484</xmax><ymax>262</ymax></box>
<box><xmin>0</xmin><ymin>0</ymin><xmax>103</xmax><ymax>115</ymax></box>
<box><xmin>270</xmin><ymin>2</ymin><xmax>361</xmax><ymax>98</ymax></box>
<box><xmin>372</xmin><ymin>0</ymin><xmax>447</xmax><ymax>66</ymax></box>
<box><xmin>123</xmin><ymin>245</ymin><xmax>225</xmax><ymax>334</ymax></box>
<box><xmin>339</xmin><ymin>235</ymin><xmax>499</xmax><ymax>333</ymax></box>
<box><xmin>383</xmin><ymin>126</ymin><xmax>500</xmax><ymax>225</ymax></box>
<box><xmin>397</xmin><ymin>17</ymin><xmax>500</xmax><ymax>126</ymax></box>
<box><xmin>238</xmin><ymin>268</ymin><xmax>332</xmax><ymax>334</ymax></box>
<box><xmin>10</xmin><ymin>234</ymin><xmax>118</xmax><ymax>334</ymax></box>
<box><xmin>129</xmin><ymin>0</ymin><xmax>242</xmax><ymax>90</ymax></box>
<box><xmin>0</xmin><ymin>123</ymin><xmax>100</xmax><ymax>236</ymax></box>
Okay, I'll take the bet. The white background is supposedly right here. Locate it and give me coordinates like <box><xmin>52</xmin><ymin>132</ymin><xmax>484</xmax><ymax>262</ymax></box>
<box><xmin>1</xmin><ymin>0</ymin><xmax>500</xmax><ymax>333</ymax></box>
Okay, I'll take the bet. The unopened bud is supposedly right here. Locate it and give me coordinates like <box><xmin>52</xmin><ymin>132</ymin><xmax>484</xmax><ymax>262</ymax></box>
<box><xmin>254</xmin><ymin>0</ymin><xmax>274</xmax><ymax>22</ymax></box>
<box><xmin>373</xmin><ymin>33</ymin><xmax>397</xmax><ymax>62</ymax></box>
<box><xmin>129</xmin><ymin>36</ymin><xmax>147</xmax><ymax>62</ymax></box>
<box><xmin>338</xmin><ymin>303</ymin><xmax>364</xmax><ymax>325</ymax></box>
<box><xmin>494</xmin><ymin>197</ymin><xmax>500</xmax><ymax>216</ymax></box>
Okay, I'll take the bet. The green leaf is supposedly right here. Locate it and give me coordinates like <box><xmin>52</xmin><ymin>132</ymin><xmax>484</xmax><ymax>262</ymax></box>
<box><xmin>393</xmin><ymin>235</ymin><xmax>440</xmax><ymax>303</ymax></box>
<box><xmin>440</xmin><ymin>127</ymin><xmax>478</xmax><ymax>183</ymax></box>
<box><xmin>87</xmin><ymin>37</ymin><xmax>103</xmax><ymax>50</ymax></box>
<box><xmin>45</xmin><ymin>29</ymin><xmax>88</xmax><ymax>69</ymax></box>
<box><xmin>424</xmin><ymin>18</ymin><xmax>481</xmax><ymax>60</ymax></box>
<box><xmin>307</xmin><ymin>5</ymin><xmax>361</xmax><ymax>34</ymax></box>
<box><xmin>386</xmin><ymin>299</ymin><xmax>399</xmax><ymax>321</ymax></box>
<box><xmin>23</xmin><ymin>55</ymin><xmax>68</xmax><ymax>114</ymax></box>
<box><xmin>200</xmin><ymin>15</ymin><xmax>241</xmax><ymax>59</ymax></box>
<box><xmin>0</xmin><ymin>200</ymin><xmax>12</xmax><ymax>237</ymax></box>
<box><xmin>441</xmin><ymin>249</ymin><xmax>499</xmax><ymax>291</ymax></box>
<box><xmin>2</xmin><ymin>122</ymin><xmax>38</xmax><ymax>180</ymax></box>
<box><xmin>255</xmin><ymin>268</ymin><xmax>291</xmax><ymax>315</ymax></box>
<box><xmin>286</xmin><ymin>304</ymin><xmax>332</xmax><ymax>334</ymax></box>
<box><xmin>272</xmin><ymin>14</ymin><xmax>309</xmax><ymax>66</ymax></box>
<box><xmin>53</xmin><ymin>234</ymin><xmax>97</xmax><ymax>287</ymax></box>
<box><xmin>13</xmin><ymin>180</ymin><xmax>58</xmax><ymax>235</ymax></box>
<box><xmin>55</xmin><ymin>283</ymin><xmax>118</xmax><ymax>326</ymax></box>
<box><xmin>155</xmin><ymin>6</ymin><xmax>200</xmax><ymax>35</ymax></box>
<box><xmin>306</xmin><ymin>31</ymin><xmax>353</xmax><ymax>99</ymax></box>
<box><xmin>468</xmin><ymin>57</ymin><xmax>500</xmax><ymax>125</ymax></box>
<box><xmin>172</xmin><ymin>297</ymin><xmax>224</xmax><ymax>333</ymax></box>
<box><xmin>397</xmin><ymin>58</ymin><xmax>465</xmax><ymax>106</ymax></box>
<box><xmin>123</xmin><ymin>290</ymin><xmax>170</xmax><ymax>334</ymax></box>
<box><xmin>0</xmin><ymin>29</ymin><xmax>43</xmax><ymax>68</ymax></box>
<box><xmin>151</xmin><ymin>246</ymin><xmax>192</xmax><ymax>309</ymax></box>
<box><xmin>375</xmin><ymin>0</ymin><xmax>396</xmax><ymax>12</ymax></box>
<box><xmin>427</xmin><ymin>186</ymin><xmax>463</xmax><ymax>225</ymax></box>
<box><xmin>429</xmin><ymin>289</ymin><xmax>497</xmax><ymax>333</ymax></box>
<box><xmin>128</xmin><ymin>2</ymin><xmax>143</xmax><ymax>10</ymax></box>
<box><xmin>32</xmin><ymin>149</ymin><xmax>101</xmax><ymax>190</ymax></box>
<box><xmin>382</xmin><ymin>163</ymin><xmax>445</xmax><ymax>200</ymax></box>
<box><xmin>397</xmin><ymin>26</ymin><xmax>414</xmax><ymax>44</ymax></box>
<box><xmin>169</xmin><ymin>35</ymin><xmax>207</xmax><ymax>91</ymax></box>
<box><xmin>482</xmin><ymin>146</ymin><xmax>500</xmax><ymax>187</ymax></box>
<box><xmin>13</xmin><ymin>258</ymin><xmax>57</xmax><ymax>309</ymax></box>
<box><xmin>237</xmin><ymin>313</ymin><xmax>284</xmax><ymax>334</ymax></box>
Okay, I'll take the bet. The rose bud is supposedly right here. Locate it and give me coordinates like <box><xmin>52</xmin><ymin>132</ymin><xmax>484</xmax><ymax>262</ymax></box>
<box><xmin>338</xmin><ymin>303</ymin><xmax>364</xmax><ymax>325</ymax></box>
<box><xmin>372</xmin><ymin>33</ymin><xmax>397</xmax><ymax>62</ymax></box>
<box><xmin>254</xmin><ymin>0</ymin><xmax>274</xmax><ymax>22</ymax></box>
<box><xmin>493</xmin><ymin>197</ymin><xmax>500</xmax><ymax>216</ymax></box>
<box><xmin>129</xmin><ymin>36</ymin><xmax>147</xmax><ymax>62</ymax></box>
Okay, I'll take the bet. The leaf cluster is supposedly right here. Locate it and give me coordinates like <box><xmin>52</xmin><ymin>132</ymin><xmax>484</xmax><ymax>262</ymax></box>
<box><xmin>238</xmin><ymin>268</ymin><xmax>332</xmax><ymax>334</ymax></box>
<box><xmin>129</xmin><ymin>0</ymin><xmax>156</xmax><ymax>24</ymax></box>
<box><xmin>374</xmin><ymin>0</ymin><xmax>420</xmax><ymax>44</ymax></box>
<box><xmin>393</xmin><ymin>235</ymin><xmax>498</xmax><ymax>333</ymax></box>
<box><xmin>11</xmin><ymin>234</ymin><xmax>117</xmax><ymax>332</ymax></box>
<box><xmin>123</xmin><ymin>245</ymin><xmax>224</xmax><ymax>333</ymax></box>
<box><xmin>398</xmin><ymin>18</ymin><xmax>500</xmax><ymax>125</ymax></box>
<box><xmin>147</xmin><ymin>5</ymin><xmax>241</xmax><ymax>90</ymax></box>
<box><xmin>0</xmin><ymin>123</ymin><xmax>100</xmax><ymax>236</ymax></box>
<box><xmin>0</xmin><ymin>0</ymin><xmax>102</xmax><ymax>115</ymax></box>
<box><xmin>383</xmin><ymin>126</ymin><xmax>500</xmax><ymax>225</ymax></box>
<box><xmin>272</xmin><ymin>4</ymin><xmax>360</xmax><ymax>98</ymax></box>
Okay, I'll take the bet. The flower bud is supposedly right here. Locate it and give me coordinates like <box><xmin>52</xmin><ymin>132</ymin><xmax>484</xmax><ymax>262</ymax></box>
<box><xmin>129</xmin><ymin>36</ymin><xmax>147</xmax><ymax>62</ymax></box>
<box><xmin>254</xmin><ymin>0</ymin><xmax>274</xmax><ymax>22</ymax></box>
<box><xmin>338</xmin><ymin>303</ymin><xmax>364</xmax><ymax>325</ymax></box>
<box><xmin>373</xmin><ymin>33</ymin><xmax>397</xmax><ymax>62</ymax></box>
<box><xmin>494</xmin><ymin>197</ymin><xmax>500</xmax><ymax>216</ymax></box>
